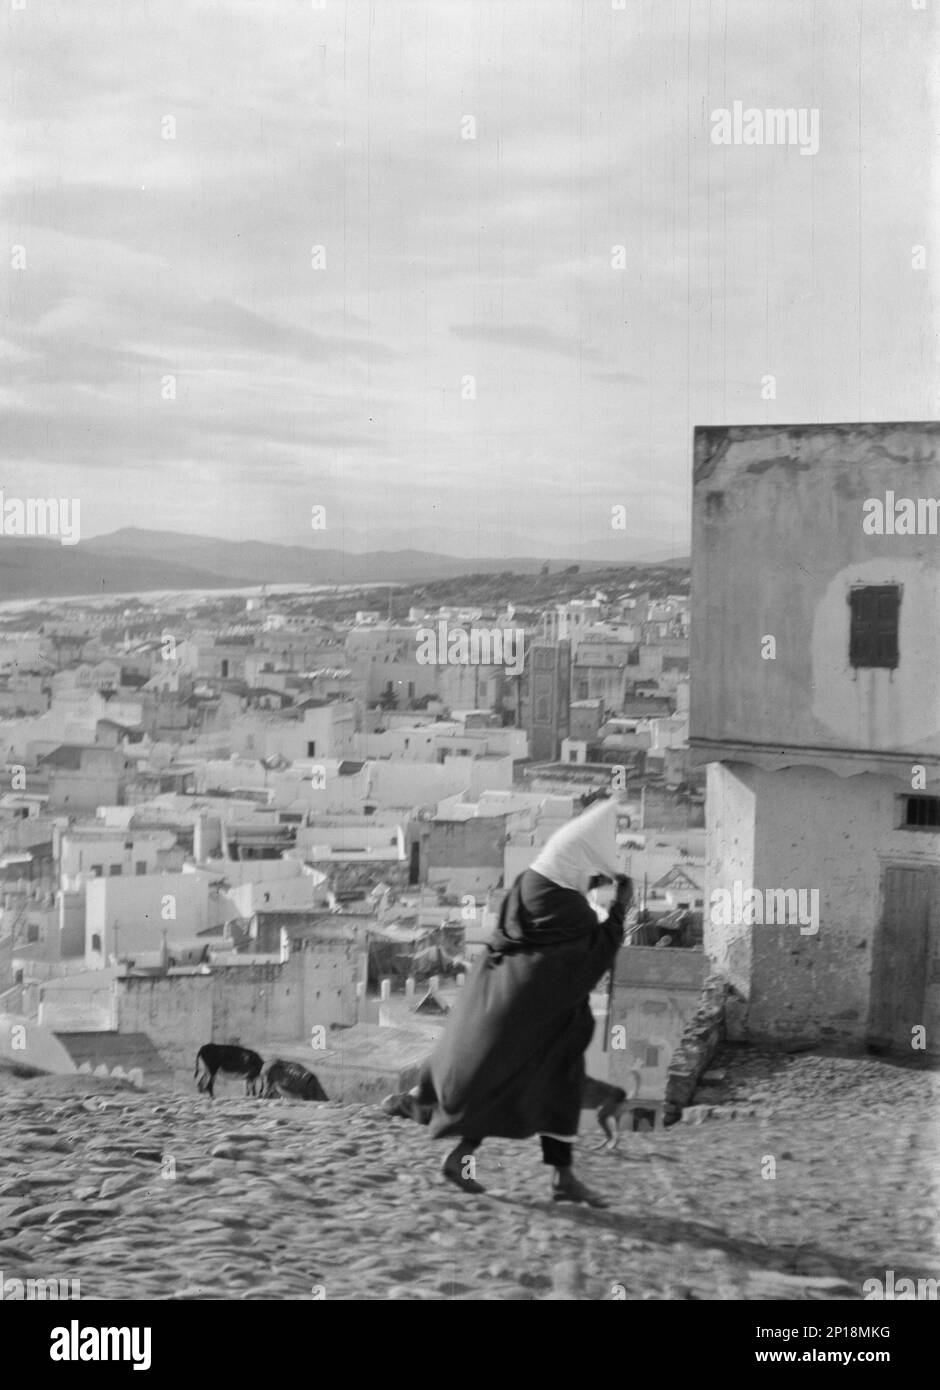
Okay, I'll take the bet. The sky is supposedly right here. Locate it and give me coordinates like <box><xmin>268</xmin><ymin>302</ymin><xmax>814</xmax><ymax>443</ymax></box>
<box><xmin>1</xmin><ymin>0</ymin><xmax>936</xmax><ymax>560</ymax></box>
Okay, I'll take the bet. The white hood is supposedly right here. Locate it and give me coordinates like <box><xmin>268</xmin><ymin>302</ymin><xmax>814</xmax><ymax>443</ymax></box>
<box><xmin>529</xmin><ymin>799</ymin><xmax>622</xmax><ymax>896</ymax></box>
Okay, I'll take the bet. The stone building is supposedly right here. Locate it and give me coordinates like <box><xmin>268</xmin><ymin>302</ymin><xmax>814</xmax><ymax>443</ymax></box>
<box><xmin>599</xmin><ymin>945</ymin><xmax>709</xmax><ymax>1124</ymax></box>
<box><xmin>690</xmin><ymin>423</ymin><xmax>940</xmax><ymax>1052</ymax></box>
<box><xmin>415</xmin><ymin>811</ymin><xmax>507</xmax><ymax>897</ymax></box>
<box><xmin>521</xmin><ymin>638</ymin><xmax>571</xmax><ymax>761</ymax></box>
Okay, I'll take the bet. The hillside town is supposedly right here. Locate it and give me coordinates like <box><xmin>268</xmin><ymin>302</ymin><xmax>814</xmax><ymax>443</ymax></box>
<box><xmin>0</xmin><ymin>424</ymin><xmax>937</xmax><ymax>1316</ymax></box>
<box><xmin>0</xmin><ymin>563</ymin><xmax>707</xmax><ymax>1112</ymax></box>
<box><xmin>0</xmin><ymin>0</ymin><xmax>936</xmax><ymax>1333</ymax></box>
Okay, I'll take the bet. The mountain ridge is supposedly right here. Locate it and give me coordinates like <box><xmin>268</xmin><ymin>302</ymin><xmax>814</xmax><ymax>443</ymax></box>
<box><xmin>0</xmin><ymin>527</ymin><xmax>689</xmax><ymax>601</ymax></box>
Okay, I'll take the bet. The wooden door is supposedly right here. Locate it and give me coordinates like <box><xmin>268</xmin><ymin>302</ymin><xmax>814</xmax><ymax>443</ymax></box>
<box><xmin>868</xmin><ymin>865</ymin><xmax>939</xmax><ymax>1053</ymax></box>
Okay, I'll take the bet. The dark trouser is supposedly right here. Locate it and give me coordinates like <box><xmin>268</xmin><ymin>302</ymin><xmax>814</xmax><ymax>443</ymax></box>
<box><xmin>539</xmin><ymin>1135</ymin><xmax>573</xmax><ymax>1168</ymax></box>
<box><xmin>455</xmin><ymin>1135</ymin><xmax>573</xmax><ymax>1168</ymax></box>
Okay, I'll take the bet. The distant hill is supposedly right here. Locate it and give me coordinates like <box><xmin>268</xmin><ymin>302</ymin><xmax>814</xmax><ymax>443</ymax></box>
<box><xmin>397</xmin><ymin>561</ymin><xmax>690</xmax><ymax>614</ymax></box>
<box><xmin>0</xmin><ymin>528</ymin><xmax>688</xmax><ymax>601</ymax></box>
<box><xmin>0</xmin><ymin>538</ymin><xmax>249</xmax><ymax>602</ymax></box>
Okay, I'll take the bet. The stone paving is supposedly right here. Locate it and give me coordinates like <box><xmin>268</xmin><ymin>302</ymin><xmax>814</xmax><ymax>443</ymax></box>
<box><xmin>0</xmin><ymin>1045</ymin><xmax>936</xmax><ymax>1300</ymax></box>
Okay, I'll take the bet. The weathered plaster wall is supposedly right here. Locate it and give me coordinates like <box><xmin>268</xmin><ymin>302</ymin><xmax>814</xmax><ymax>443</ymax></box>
<box><xmin>691</xmin><ymin>423</ymin><xmax>940</xmax><ymax>761</ymax></box>
<box><xmin>704</xmin><ymin>762</ymin><xmax>755</xmax><ymax>998</ymax></box>
<box><xmin>706</xmin><ymin>762</ymin><xmax>940</xmax><ymax>1043</ymax></box>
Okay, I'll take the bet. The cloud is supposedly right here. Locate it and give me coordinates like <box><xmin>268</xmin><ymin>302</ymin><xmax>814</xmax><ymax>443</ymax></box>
<box><xmin>592</xmin><ymin>370</ymin><xmax>647</xmax><ymax>386</ymax></box>
<box><xmin>0</xmin><ymin>0</ymin><xmax>931</xmax><ymax>554</ymax></box>
<box><xmin>450</xmin><ymin>323</ymin><xmax>601</xmax><ymax>361</ymax></box>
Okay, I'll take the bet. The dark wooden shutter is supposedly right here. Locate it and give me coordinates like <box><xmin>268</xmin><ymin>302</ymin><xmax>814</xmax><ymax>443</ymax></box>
<box><xmin>872</xmin><ymin>586</ymin><xmax>900</xmax><ymax>668</ymax></box>
<box><xmin>849</xmin><ymin>585</ymin><xmax>900</xmax><ymax>669</ymax></box>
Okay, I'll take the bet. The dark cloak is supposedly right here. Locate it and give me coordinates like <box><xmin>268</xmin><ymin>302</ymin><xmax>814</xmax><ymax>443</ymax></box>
<box><xmin>413</xmin><ymin>868</ymin><xmax>626</xmax><ymax>1141</ymax></box>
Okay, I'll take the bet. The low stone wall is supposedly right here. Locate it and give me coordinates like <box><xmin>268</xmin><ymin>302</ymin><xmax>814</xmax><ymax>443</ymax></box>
<box><xmin>663</xmin><ymin>974</ymin><xmax>729</xmax><ymax>1125</ymax></box>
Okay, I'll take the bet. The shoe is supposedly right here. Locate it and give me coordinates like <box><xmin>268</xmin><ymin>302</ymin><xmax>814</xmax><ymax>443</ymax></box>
<box><xmin>551</xmin><ymin>1170</ymin><xmax>608</xmax><ymax>1207</ymax></box>
<box><xmin>442</xmin><ymin>1143</ymin><xmax>486</xmax><ymax>1194</ymax></box>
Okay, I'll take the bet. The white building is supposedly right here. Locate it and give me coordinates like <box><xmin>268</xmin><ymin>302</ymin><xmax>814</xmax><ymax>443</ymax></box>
<box><xmin>59</xmin><ymin>826</ymin><xmax>179</xmax><ymax>892</ymax></box>
<box><xmin>230</xmin><ymin>701</ymin><xmax>357</xmax><ymax>762</ymax></box>
<box><xmin>691</xmin><ymin>423</ymin><xmax>940</xmax><ymax>1051</ymax></box>
<box><xmin>84</xmin><ymin>869</ymin><xmax>223</xmax><ymax>967</ymax></box>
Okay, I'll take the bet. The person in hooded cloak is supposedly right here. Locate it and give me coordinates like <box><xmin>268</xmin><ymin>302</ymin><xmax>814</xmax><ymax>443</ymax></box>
<box><xmin>383</xmin><ymin>798</ymin><xmax>634</xmax><ymax>1205</ymax></box>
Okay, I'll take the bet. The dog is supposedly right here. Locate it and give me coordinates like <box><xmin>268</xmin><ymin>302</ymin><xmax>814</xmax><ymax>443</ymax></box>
<box><xmin>582</xmin><ymin>1070</ymin><xmax>641</xmax><ymax>1150</ymax></box>
<box><xmin>383</xmin><ymin>1071</ymin><xmax>643</xmax><ymax>1148</ymax></box>
<box><xmin>261</xmin><ymin>1058</ymin><xmax>328</xmax><ymax>1101</ymax></box>
<box><xmin>194</xmin><ymin>1043</ymin><xmax>264</xmax><ymax>1099</ymax></box>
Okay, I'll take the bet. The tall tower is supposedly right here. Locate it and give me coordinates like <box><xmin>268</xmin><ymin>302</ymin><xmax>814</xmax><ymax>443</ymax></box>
<box><xmin>524</xmin><ymin>637</ymin><xmax>571</xmax><ymax>761</ymax></box>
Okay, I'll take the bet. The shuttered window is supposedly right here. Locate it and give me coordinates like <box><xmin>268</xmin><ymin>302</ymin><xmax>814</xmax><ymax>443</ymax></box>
<box><xmin>903</xmin><ymin>796</ymin><xmax>940</xmax><ymax>830</ymax></box>
<box><xmin>848</xmin><ymin>585</ymin><xmax>900</xmax><ymax>669</ymax></box>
